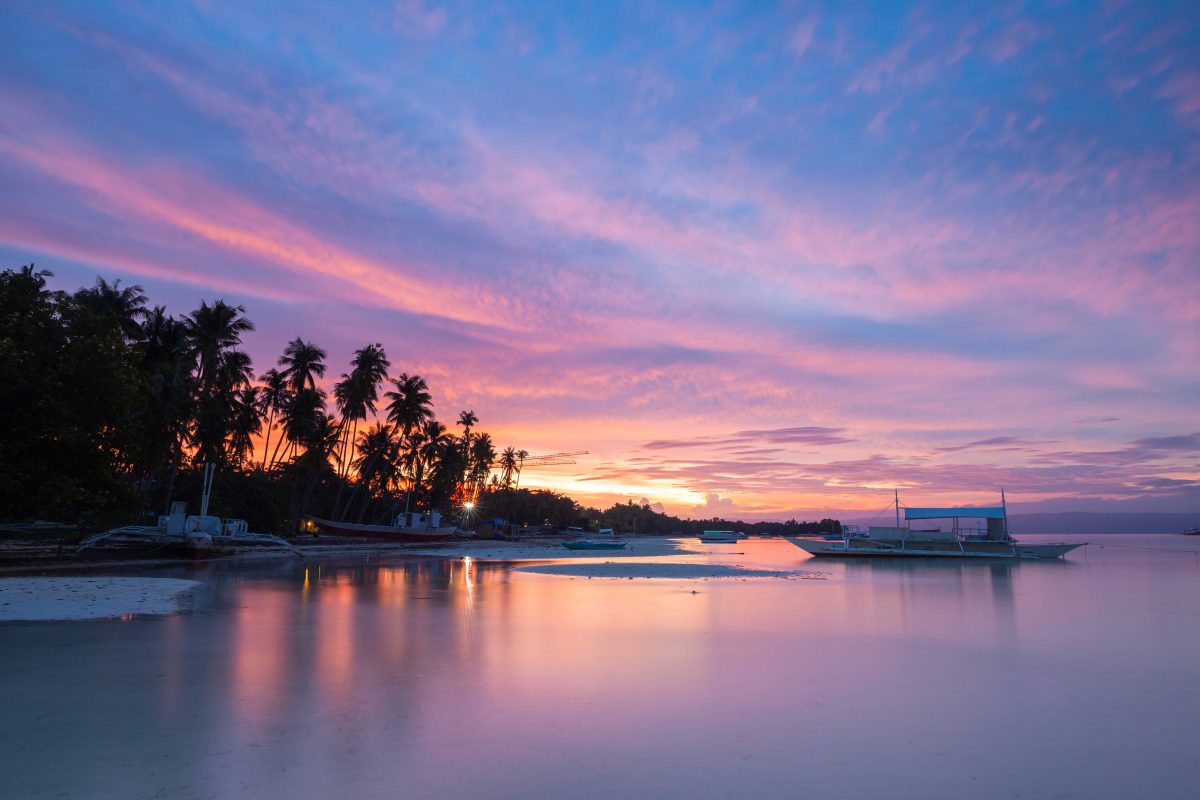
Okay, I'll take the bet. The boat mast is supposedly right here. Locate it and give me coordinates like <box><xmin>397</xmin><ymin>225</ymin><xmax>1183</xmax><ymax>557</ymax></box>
<box><xmin>894</xmin><ymin>488</ymin><xmax>900</xmax><ymax>529</ymax></box>
<box><xmin>199</xmin><ymin>462</ymin><xmax>216</xmax><ymax>518</ymax></box>
<box><xmin>1001</xmin><ymin>486</ymin><xmax>1009</xmax><ymax>540</ymax></box>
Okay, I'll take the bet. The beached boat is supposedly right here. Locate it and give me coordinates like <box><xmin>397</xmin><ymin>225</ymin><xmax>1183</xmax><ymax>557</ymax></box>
<box><xmin>562</xmin><ymin>539</ymin><xmax>629</xmax><ymax>550</ymax></box>
<box><xmin>787</xmin><ymin>491</ymin><xmax>1084</xmax><ymax>560</ymax></box>
<box><xmin>698</xmin><ymin>530</ymin><xmax>745</xmax><ymax>543</ymax></box>
<box><xmin>306</xmin><ymin>511</ymin><xmax>461</xmax><ymax>542</ymax></box>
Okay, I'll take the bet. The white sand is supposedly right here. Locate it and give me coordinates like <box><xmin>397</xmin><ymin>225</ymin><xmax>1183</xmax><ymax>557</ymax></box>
<box><xmin>0</xmin><ymin>577</ymin><xmax>199</xmax><ymax>622</ymax></box>
<box><xmin>515</xmin><ymin>562</ymin><xmax>828</xmax><ymax>580</ymax></box>
<box><xmin>394</xmin><ymin>537</ymin><xmax>697</xmax><ymax>560</ymax></box>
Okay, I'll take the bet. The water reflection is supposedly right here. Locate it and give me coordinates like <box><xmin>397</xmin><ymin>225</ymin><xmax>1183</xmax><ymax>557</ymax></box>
<box><xmin>3</xmin><ymin>537</ymin><xmax>1199</xmax><ymax>800</ymax></box>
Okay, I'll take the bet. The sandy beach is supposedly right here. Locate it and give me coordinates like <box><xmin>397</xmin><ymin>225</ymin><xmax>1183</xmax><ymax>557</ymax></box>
<box><xmin>0</xmin><ymin>576</ymin><xmax>199</xmax><ymax>622</ymax></box>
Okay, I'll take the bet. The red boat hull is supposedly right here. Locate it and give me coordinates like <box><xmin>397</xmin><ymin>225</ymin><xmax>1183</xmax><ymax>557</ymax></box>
<box><xmin>305</xmin><ymin>516</ymin><xmax>460</xmax><ymax>542</ymax></box>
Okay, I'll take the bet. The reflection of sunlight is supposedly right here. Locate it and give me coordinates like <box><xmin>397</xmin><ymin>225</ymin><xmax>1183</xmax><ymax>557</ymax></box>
<box><xmin>315</xmin><ymin>579</ymin><xmax>357</xmax><ymax>707</ymax></box>
<box><xmin>232</xmin><ymin>588</ymin><xmax>288</xmax><ymax>729</ymax></box>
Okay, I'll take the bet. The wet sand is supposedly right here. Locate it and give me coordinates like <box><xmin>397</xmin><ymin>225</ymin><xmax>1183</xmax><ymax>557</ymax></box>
<box><xmin>0</xmin><ymin>576</ymin><xmax>199</xmax><ymax>621</ymax></box>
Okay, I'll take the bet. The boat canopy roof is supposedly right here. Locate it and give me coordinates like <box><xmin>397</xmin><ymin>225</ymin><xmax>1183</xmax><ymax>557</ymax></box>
<box><xmin>905</xmin><ymin>506</ymin><xmax>1005</xmax><ymax>520</ymax></box>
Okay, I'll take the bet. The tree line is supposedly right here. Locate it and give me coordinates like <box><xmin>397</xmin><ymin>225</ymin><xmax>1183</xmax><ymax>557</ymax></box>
<box><xmin>0</xmin><ymin>265</ymin><xmax>839</xmax><ymax>537</ymax></box>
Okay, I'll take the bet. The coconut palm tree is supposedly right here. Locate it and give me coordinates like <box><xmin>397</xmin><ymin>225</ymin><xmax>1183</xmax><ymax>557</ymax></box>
<box><xmin>182</xmin><ymin>300</ymin><xmax>257</xmax><ymax>518</ymax></box>
<box><xmin>74</xmin><ymin>277</ymin><xmax>148</xmax><ymax>341</ymax></box>
<box><xmin>330</xmin><ymin>344</ymin><xmax>390</xmax><ymax>517</ymax></box>
<box><xmin>468</xmin><ymin>432</ymin><xmax>496</xmax><ymax>500</ymax></box>
<box><xmin>277</xmin><ymin>338</ymin><xmax>327</xmax><ymax>393</ymax></box>
<box><xmin>258</xmin><ymin>368</ymin><xmax>290</xmax><ymax>470</ymax></box>
<box><xmin>332</xmin><ymin>344</ymin><xmax>390</xmax><ymax>475</ymax></box>
<box><xmin>350</xmin><ymin>423</ymin><xmax>402</xmax><ymax>522</ymax></box>
<box><xmin>279</xmin><ymin>386</ymin><xmax>328</xmax><ymax>463</ymax></box>
<box><xmin>226</xmin><ymin>386</ymin><xmax>263</xmax><ymax>467</ymax></box>
<box><xmin>290</xmin><ymin>410</ymin><xmax>341</xmax><ymax>533</ymax></box>
<box><xmin>186</xmin><ymin>300</ymin><xmax>254</xmax><ymax>393</ymax></box>
<box><xmin>498</xmin><ymin>447</ymin><xmax>519</xmax><ymax>489</ymax></box>
<box><xmin>384</xmin><ymin>373</ymin><xmax>434</xmax><ymax>439</ymax></box>
<box><xmin>137</xmin><ymin>306</ymin><xmax>195</xmax><ymax>494</ymax></box>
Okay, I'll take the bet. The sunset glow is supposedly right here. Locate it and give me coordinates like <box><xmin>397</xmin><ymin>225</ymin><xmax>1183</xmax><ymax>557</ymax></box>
<box><xmin>2</xmin><ymin>1</ymin><xmax>1196</xmax><ymax>519</ymax></box>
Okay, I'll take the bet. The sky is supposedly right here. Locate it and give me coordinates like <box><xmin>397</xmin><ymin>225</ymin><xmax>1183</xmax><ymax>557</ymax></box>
<box><xmin>1</xmin><ymin>1</ymin><xmax>1197</xmax><ymax>521</ymax></box>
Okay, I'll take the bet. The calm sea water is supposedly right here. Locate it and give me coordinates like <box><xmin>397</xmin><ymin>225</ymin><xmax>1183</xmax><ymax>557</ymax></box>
<box><xmin>2</xmin><ymin>535</ymin><xmax>1198</xmax><ymax>799</ymax></box>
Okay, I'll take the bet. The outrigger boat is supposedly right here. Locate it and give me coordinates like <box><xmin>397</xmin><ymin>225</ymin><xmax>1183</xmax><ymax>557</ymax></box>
<box><xmin>563</xmin><ymin>528</ymin><xmax>628</xmax><ymax>550</ymax></box>
<box><xmin>787</xmin><ymin>490</ymin><xmax>1084</xmax><ymax>560</ymax></box>
<box><xmin>562</xmin><ymin>539</ymin><xmax>629</xmax><ymax>550</ymax></box>
<box><xmin>305</xmin><ymin>510</ymin><xmax>461</xmax><ymax>542</ymax></box>
<box><xmin>78</xmin><ymin>464</ymin><xmax>301</xmax><ymax>556</ymax></box>
<box><xmin>697</xmin><ymin>530</ymin><xmax>746</xmax><ymax>543</ymax></box>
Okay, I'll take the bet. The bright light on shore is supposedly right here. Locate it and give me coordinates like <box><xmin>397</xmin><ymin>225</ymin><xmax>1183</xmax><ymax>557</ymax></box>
<box><xmin>464</xmin><ymin>502</ymin><xmax>475</xmax><ymax>509</ymax></box>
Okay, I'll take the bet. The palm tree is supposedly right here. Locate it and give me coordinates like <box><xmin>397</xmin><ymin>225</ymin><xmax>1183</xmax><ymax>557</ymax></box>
<box><xmin>258</xmin><ymin>368</ymin><xmax>290</xmax><ymax>470</ymax></box>
<box><xmin>384</xmin><ymin>373</ymin><xmax>434</xmax><ymax>439</ymax></box>
<box><xmin>277</xmin><ymin>338</ymin><xmax>326</xmax><ymax>393</ymax></box>
<box><xmin>456</xmin><ymin>409</ymin><xmax>478</xmax><ymax>488</ymax></box>
<box><xmin>182</xmin><ymin>300</ymin><xmax>256</xmax><ymax>519</ymax></box>
<box><xmin>332</xmin><ymin>344</ymin><xmax>390</xmax><ymax>472</ymax></box>
<box><xmin>279</xmin><ymin>386</ymin><xmax>328</xmax><ymax>463</ymax></box>
<box><xmin>331</xmin><ymin>343</ymin><xmax>390</xmax><ymax>517</ymax></box>
<box><xmin>74</xmin><ymin>277</ymin><xmax>148</xmax><ymax>341</ymax></box>
<box><xmin>498</xmin><ymin>447</ymin><xmax>519</xmax><ymax>489</ymax></box>
<box><xmin>186</xmin><ymin>300</ymin><xmax>254</xmax><ymax>392</ymax></box>
<box><xmin>290</xmin><ymin>410</ymin><xmax>341</xmax><ymax>533</ymax></box>
<box><xmin>468</xmin><ymin>432</ymin><xmax>495</xmax><ymax>500</ymax></box>
<box><xmin>136</xmin><ymin>306</ymin><xmax>195</xmax><ymax>506</ymax></box>
<box><xmin>226</xmin><ymin>386</ymin><xmax>263</xmax><ymax>467</ymax></box>
<box><xmin>350</xmin><ymin>424</ymin><xmax>402</xmax><ymax>522</ymax></box>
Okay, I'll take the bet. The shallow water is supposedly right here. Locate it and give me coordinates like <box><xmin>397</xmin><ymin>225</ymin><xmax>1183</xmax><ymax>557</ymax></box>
<box><xmin>2</xmin><ymin>535</ymin><xmax>1198</xmax><ymax>799</ymax></box>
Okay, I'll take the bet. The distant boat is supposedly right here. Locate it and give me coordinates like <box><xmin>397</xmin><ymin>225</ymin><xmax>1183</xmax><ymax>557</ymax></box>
<box><xmin>306</xmin><ymin>511</ymin><xmax>460</xmax><ymax>542</ymax></box>
<box><xmin>787</xmin><ymin>491</ymin><xmax>1085</xmax><ymax>560</ymax></box>
<box><xmin>562</xmin><ymin>539</ymin><xmax>628</xmax><ymax>550</ymax></box>
<box><xmin>698</xmin><ymin>530</ymin><xmax>745</xmax><ymax>543</ymax></box>
<box><xmin>1182</xmin><ymin>528</ymin><xmax>1200</xmax><ymax>536</ymax></box>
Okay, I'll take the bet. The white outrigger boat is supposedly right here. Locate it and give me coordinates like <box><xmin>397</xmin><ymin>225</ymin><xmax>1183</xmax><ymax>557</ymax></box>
<box><xmin>787</xmin><ymin>491</ymin><xmax>1084</xmax><ymax>560</ymax></box>
<box><xmin>78</xmin><ymin>464</ymin><xmax>301</xmax><ymax>556</ymax></box>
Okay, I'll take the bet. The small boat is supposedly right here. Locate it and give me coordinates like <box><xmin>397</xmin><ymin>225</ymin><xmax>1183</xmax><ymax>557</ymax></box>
<box><xmin>306</xmin><ymin>511</ymin><xmax>460</xmax><ymax>542</ymax></box>
<box><xmin>1182</xmin><ymin>528</ymin><xmax>1200</xmax><ymax>536</ymax></box>
<box><xmin>787</xmin><ymin>490</ymin><xmax>1084</xmax><ymax>560</ymax></box>
<box><xmin>698</xmin><ymin>530</ymin><xmax>745</xmax><ymax>543</ymax></box>
<box><xmin>562</xmin><ymin>539</ymin><xmax>628</xmax><ymax>550</ymax></box>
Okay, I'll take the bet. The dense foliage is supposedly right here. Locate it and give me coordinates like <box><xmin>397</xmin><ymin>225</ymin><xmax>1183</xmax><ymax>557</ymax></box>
<box><xmin>0</xmin><ymin>266</ymin><xmax>839</xmax><ymax>536</ymax></box>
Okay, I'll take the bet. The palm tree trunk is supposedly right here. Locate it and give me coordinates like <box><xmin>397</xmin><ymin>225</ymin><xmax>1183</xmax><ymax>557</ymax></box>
<box><xmin>268</xmin><ymin>427</ymin><xmax>289</xmax><ymax>470</ymax></box>
<box><xmin>261</xmin><ymin>408</ymin><xmax>275</xmax><ymax>470</ymax></box>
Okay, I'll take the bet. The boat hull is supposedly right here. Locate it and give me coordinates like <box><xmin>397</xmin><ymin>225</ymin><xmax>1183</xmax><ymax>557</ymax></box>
<box><xmin>562</xmin><ymin>540</ymin><xmax>628</xmax><ymax>550</ymax></box>
<box><xmin>306</xmin><ymin>516</ymin><xmax>459</xmax><ymax>542</ymax></box>
<box><xmin>785</xmin><ymin>537</ymin><xmax>1084</xmax><ymax>560</ymax></box>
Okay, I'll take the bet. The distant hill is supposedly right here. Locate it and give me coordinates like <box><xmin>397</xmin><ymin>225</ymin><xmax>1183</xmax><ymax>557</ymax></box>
<box><xmin>1008</xmin><ymin>512</ymin><xmax>1200</xmax><ymax>534</ymax></box>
